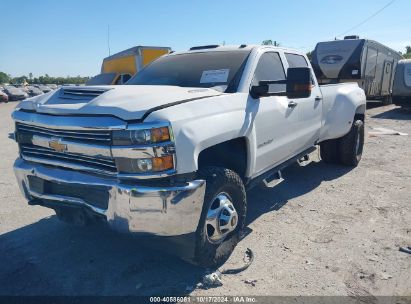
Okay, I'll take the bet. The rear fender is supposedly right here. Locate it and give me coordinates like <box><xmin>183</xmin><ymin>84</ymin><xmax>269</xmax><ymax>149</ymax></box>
<box><xmin>319</xmin><ymin>85</ymin><xmax>366</xmax><ymax>141</ymax></box>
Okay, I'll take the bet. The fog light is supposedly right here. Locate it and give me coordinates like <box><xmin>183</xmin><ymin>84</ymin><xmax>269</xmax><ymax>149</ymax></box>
<box><xmin>116</xmin><ymin>155</ymin><xmax>174</xmax><ymax>174</ymax></box>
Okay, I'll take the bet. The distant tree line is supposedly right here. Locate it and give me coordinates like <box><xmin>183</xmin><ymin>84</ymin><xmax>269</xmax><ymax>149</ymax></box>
<box><xmin>0</xmin><ymin>72</ymin><xmax>90</xmax><ymax>85</ymax></box>
<box><xmin>403</xmin><ymin>46</ymin><xmax>411</xmax><ymax>59</ymax></box>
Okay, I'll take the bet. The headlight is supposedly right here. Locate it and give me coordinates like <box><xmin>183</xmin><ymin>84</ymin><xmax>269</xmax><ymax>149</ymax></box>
<box><xmin>113</xmin><ymin>127</ymin><xmax>171</xmax><ymax>145</ymax></box>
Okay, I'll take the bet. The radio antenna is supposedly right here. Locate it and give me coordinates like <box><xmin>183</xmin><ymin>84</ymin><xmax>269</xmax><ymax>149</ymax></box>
<box><xmin>107</xmin><ymin>24</ymin><xmax>111</xmax><ymax>56</ymax></box>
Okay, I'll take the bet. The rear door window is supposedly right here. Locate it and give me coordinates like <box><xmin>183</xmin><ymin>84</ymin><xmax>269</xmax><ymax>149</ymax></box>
<box><xmin>252</xmin><ymin>52</ymin><xmax>286</xmax><ymax>93</ymax></box>
<box><xmin>285</xmin><ymin>53</ymin><xmax>315</xmax><ymax>84</ymax></box>
<box><xmin>285</xmin><ymin>53</ymin><xmax>309</xmax><ymax>67</ymax></box>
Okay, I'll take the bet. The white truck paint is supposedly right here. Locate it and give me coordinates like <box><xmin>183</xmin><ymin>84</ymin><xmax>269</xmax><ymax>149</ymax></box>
<box><xmin>18</xmin><ymin>46</ymin><xmax>365</xmax><ymax>177</ymax></box>
<box><xmin>12</xmin><ymin>45</ymin><xmax>366</xmax><ymax>266</ymax></box>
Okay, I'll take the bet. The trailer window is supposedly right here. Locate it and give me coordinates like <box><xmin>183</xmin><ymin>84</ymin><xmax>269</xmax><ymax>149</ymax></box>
<box><xmin>252</xmin><ymin>52</ymin><xmax>286</xmax><ymax>92</ymax></box>
<box><xmin>285</xmin><ymin>53</ymin><xmax>308</xmax><ymax>67</ymax></box>
<box><xmin>365</xmin><ymin>48</ymin><xmax>378</xmax><ymax>77</ymax></box>
<box><xmin>405</xmin><ymin>64</ymin><xmax>411</xmax><ymax>87</ymax></box>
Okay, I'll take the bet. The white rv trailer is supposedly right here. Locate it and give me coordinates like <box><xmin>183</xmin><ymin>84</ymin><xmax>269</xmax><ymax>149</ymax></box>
<box><xmin>311</xmin><ymin>36</ymin><xmax>403</xmax><ymax>104</ymax></box>
<box><xmin>392</xmin><ymin>59</ymin><xmax>411</xmax><ymax>106</ymax></box>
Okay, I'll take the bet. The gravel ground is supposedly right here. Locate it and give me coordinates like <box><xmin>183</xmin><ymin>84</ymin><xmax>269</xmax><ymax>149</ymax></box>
<box><xmin>0</xmin><ymin>101</ymin><xmax>410</xmax><ymax>297</ymax></box>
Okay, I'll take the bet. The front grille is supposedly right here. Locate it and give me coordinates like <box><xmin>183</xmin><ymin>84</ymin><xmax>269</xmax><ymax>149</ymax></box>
<box><xmin>28</xmin><ymin>176</ymin><xmax>110</xmax><ymax>210</ymax></box>
<box><xmin>20</xmin><ymin>144</ymin><xmax>117</xmax><ymax>173</ymax></box>
<box><xmin>16</xmin><ymin>122</ymin><xmax>111</xmax><ymax>146</ymax></box>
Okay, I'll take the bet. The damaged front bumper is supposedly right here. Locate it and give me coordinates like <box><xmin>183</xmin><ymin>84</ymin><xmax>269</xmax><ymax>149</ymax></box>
<box><xmin>14</xmin><ymin>158</ymin><xmax>206</xmax><ymax>236</ymax></box>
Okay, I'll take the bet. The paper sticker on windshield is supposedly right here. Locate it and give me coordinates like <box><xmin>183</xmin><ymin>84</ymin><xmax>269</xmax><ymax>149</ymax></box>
<box><xmin>200</xmin><ymin>69</ymin><xmax>229</xmax><ymax>83</ymax></box>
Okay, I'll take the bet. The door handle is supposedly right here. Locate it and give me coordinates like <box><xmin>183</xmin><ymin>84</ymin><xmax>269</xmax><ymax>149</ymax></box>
<box><xmin>315</xmin><ymin>96</ymin><xmax>323</xmax><ymax>101</ymax></box>
<box><xmin>288</xmin><ymin>101</ymin><xmax>297</xmax><ymax>108</ymax></box>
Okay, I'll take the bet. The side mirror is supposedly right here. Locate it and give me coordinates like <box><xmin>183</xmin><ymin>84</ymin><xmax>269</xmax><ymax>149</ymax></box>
<box><xmin>249</xmin><ymin>67</ymin><xmax>312</xmax><ymax>99</ymax></box>
<box><xmin>286</xmin><ymin>67</ymin><xmax>312</xmax><ymax>98</ymax></box>
<box><xmin>250</xmin><ymin>83</ymin><xmax>269</xmax><ymax>99</ymax></box>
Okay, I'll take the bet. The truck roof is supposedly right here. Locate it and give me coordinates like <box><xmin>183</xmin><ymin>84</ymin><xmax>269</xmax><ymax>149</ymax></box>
<box><xmin>170</xmin><ymin>44</ymin><xmax>303</xmax><ymax>56</ymax></box>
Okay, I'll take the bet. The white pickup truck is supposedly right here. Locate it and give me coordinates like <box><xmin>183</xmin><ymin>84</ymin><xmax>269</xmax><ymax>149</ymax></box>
<box><xmin>12</xmin><ymin>45</ymin><xmax>366</xmax><ymax>267</ymax></box>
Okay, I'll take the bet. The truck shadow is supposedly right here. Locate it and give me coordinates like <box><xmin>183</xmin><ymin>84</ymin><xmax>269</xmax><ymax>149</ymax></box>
<box><xmin>0</xmin><ymin>217</ymin><xmax>204</xmax><ymax>296</ymax></box>
<box><xmin>0</xmin><ymin>160</ymin><xmax>353</xmax><ymax>296</ymax></box>
<box><xmin>246</xmin><ymin>160</ymin><xmax>353</xmax><ymax>225</ymax></box>
<box><xmin>371</xmin><ymin>107</ymin><xmax>411</xmax><ymax>120</ymax></box>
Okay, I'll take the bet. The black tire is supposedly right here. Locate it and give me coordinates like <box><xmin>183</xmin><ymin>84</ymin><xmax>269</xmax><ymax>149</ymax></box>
<box><xmin>338</xmin><ymin>120</ymin><xmax>364</xmax><ymax>166</ymax></box>
<box><xmin>194</xmin><ymin>166</ymin><xmax>247</xmax><ymax>268</ymax></box>
<box><xmin>320</xmin><ymin>139</ymin><xmax>339</xmax><ymax>164</ymax></box>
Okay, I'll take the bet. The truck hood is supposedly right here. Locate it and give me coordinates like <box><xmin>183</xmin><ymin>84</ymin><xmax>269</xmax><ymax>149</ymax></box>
<box><xmin>17</xmin><ymin>85</ymin><xmax>223</xmax><ymax>121</ymax></box>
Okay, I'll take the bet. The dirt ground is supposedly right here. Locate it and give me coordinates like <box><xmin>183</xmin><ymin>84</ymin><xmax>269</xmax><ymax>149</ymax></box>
<box><xmin>0</xmin><ymin>101</ymin><xmax>410</xmax><ymax>297</ymax></box>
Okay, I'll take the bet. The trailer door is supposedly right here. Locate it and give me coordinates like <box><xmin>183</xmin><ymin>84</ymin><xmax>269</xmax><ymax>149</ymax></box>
<box><xmin>381</xmin><ymin>61</ymin><xmax>393</xmax><ymax>95</ymax></box>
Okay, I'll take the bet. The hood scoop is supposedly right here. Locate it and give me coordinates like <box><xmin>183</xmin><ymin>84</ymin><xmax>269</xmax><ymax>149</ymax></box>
<box><xmin>46</xmin><ymin>87</ymin><xmax>111</xmax><ymax>104</ymax></box>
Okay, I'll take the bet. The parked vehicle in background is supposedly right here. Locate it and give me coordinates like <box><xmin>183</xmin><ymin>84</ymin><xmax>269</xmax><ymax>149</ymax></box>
<box><xmin>4</xmin><ymin>86</ymin><xmax>28</xmax><ymax>101</ymax></box>
<box><xmin>27</xmin><ymin>86</ymin><xmax>44</xmax><ymax>97</ymax></box>
<box><xmin>47</xmin><ymin>84</ymin><xmax>57</xmax><ymax>90</ymax></box>
<box><xmin>311</xmin><ymin>36</ymin><xmax>403</xmax><ymax>105</ymax></box>
<box><xmin>0</xmin><ymin>90</ymin><xmax>8</xmax><ymax>103</ymax></box>
<box><xmin>86</xmin><ymin>73</ymin><xmax>118</xmax><ymax>86</ymax></box>
<box><xmin>12</xmin><ymin>45</ymin><xmax>366</xmax><ymax>267</ymax></box>
<box><xmin>36</xmin><ymin>85</ymin><xmax>52</xmax><ymax>93</ymax></box>
<box><xmin>392</xmin><ymin>59</ymin><xmax>411</xmax><ymax>106</ymax></box>
<box><xmin>86</xmin><ymin>45</ymin><xmax>171</xmax><ymax>85</ymax></box>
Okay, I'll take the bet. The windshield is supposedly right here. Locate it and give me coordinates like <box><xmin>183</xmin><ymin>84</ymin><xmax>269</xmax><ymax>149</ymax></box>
<box><xmin>126</xmin><ymin>50</ymin><xmax>250</xmax><ymax>93</ymax></box>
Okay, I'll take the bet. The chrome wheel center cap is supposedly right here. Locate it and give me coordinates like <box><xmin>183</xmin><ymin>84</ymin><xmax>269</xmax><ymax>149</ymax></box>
<box><xmin>205</xmin><ymin>193</ymin><xmax>238</xmax><ymax>243</ymax></box>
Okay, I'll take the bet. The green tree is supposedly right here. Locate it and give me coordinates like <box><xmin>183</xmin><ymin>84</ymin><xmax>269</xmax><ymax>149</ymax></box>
<box><xmin>404</xmin><ymin>46</ymin><xmax>411</xmax><ymax>59</ymax></box>
<box><xmin>262</xmin><ymin>40</ymin><xmax>280</xmax><ymax>46</ymax></box>
<box><xmin>11</xmin><ymin>76</ymin><xmax>28</xmax><ymax>85</ymax></box>
<box><xmin>306</xmin><ymin>51</ymin><xmax>313</xmax><ymax>61</ymax></box>
<box><xmin>0</xmin><ymin>72</ymin><xmax>10</xmax><ymax>84</ymax></box>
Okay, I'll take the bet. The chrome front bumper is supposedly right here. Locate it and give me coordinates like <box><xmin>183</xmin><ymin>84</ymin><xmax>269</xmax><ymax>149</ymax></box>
<box><xmin>14</xmin><ymin>158</ymin><xmax>206</xmax><ymax>236</ymax></box>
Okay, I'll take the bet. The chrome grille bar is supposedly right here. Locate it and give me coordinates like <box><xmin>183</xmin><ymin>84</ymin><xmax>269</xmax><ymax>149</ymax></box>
<box><xmin>20</xmin><ymin>144</ymin><xmax>117</xmax><ymax>173</ymax></box>
<box><xmin>16</xmin><ymin>122</ymin><xmax>111</xmax><ymax>145</ymax></box>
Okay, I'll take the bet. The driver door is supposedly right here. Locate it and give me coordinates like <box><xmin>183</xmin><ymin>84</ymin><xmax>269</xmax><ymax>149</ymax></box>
<box><xmin>250</xmin><ymin>51</ymin><xmax>301</xmax><ymax>177</ymax></box>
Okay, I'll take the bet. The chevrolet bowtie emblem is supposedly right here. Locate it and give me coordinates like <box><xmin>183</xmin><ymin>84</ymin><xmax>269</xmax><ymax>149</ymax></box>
<box><xmin>48</xmin><ymin>138</ymin><xmax>67</xmax><ymax>153</ymax></box>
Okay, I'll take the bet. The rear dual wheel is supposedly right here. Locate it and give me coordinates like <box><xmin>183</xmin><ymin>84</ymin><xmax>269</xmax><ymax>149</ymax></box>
<box><xmin>320</xmin><ymin>119</ymin><xmax>364</xmax><ymax>167</ymax></box>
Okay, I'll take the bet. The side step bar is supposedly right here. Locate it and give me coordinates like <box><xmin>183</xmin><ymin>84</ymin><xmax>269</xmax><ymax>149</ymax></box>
<box><xmin>262</xmin><ymin>170</ymin><xmax>284</xmax><ymax>188</ymax></box>
<box><xmin>246</xmin><ymin>146</ymin><xmax>316</xmax><ymax>190</ymax></box>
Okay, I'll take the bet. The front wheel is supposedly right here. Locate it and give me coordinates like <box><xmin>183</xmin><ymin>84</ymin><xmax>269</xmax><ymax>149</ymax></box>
<box><xmin>194</xmin><ymin>167</ymin><xmax>247</xmax><ymax>268</ymax></box>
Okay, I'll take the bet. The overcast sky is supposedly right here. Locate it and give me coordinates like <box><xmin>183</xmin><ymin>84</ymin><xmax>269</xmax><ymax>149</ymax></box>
<box><xmin>0</xmin><ymin>0</ymin><xmax>409</xmax><ymax>77</ymax></box>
